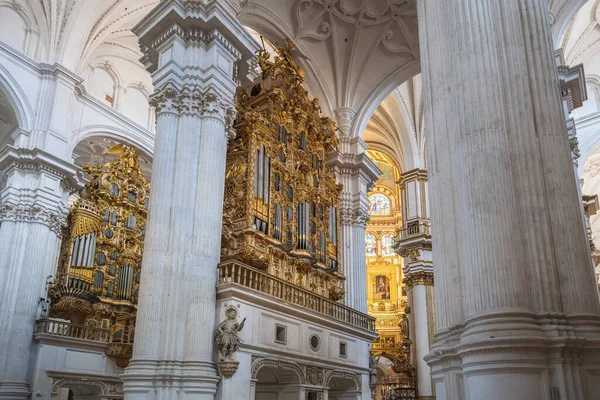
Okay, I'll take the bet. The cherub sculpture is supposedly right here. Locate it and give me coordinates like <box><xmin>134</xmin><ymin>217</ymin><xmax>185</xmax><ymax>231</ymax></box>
<box><xmin>214</xmin><ymin>307</ymin><xmax>246</xmax><ymax>361</ymax></box>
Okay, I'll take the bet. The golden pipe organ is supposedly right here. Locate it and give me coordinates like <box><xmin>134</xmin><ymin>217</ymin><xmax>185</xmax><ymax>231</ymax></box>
<box><xmin>49</xmin><ymin>146</ymin><xmax>148</xmax><ymax>366</ymax></box>
<box><xmin>221</xmin><ymin>39</ymin><xmax>345</xmax><ymax>300</ymax></box>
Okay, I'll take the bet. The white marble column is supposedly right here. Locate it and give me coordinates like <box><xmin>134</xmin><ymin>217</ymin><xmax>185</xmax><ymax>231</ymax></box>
<box><xmin>329</xmin><ymin>135</ymin><xmax>381</xmax><ymax>313</ymax></box>
<box><xmin>419</xmin><ymin>0</ymin><xmax>600</xmax><ymax>399</ymax></box>
<box><xmin>394</xmin><ymin>169</ymin><xmax>434</xmax><ymax>400</ymax></box>
<box><xmin>0</xmin><ymin>147</ymin><xmax>79</xmax><ymax>399</ymax></box>
<box><xmin>122</xmin><ymin>2</ymin><xmax>257</xmax><ymax>399</ymax></box>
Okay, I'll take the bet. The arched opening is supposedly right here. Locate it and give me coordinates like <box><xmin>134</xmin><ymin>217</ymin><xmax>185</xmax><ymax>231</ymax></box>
<box><xmin>373</xmin><ymin>355</ymin><xmax>415</xmax><ymax>400</ymax></box>
<box><xmin>51</xmin><ymin>378</ymin><xmax>120</xmax><ymax>400</ymax></box>
<box><xmin>0</xmin><ymin>87</ymin><xmax>18</xmax><ymax>150</ymax></box>
<box><xmin>327</xmin><ymin>375</ymin><xmax>360</xmax><ymax>400</ymax></box>
<box><xmin>252</xmin><ymin>360</ymin><xmax>304</xmax><ymax>400</ymax></box>
<box><xmin>72</xmin><ymin>136</ymin><xmax>153</xmax><ymax>180</ymax></box>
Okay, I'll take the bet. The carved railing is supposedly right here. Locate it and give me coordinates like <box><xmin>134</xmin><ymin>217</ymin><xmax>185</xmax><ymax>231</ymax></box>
<box><xmin>218</xmin><ymin>261</ymin><xmax>376</xmax><ymax>331</ymax></box>
<box><xmin>396</xmin><ymin>219</ymin><xmax>430</xmax><ymax>241</ymax></box>
<box><xmin>371</xmin><ymin>342</ymin><xmax>400</xmax><ymax>353</ymax></box>
<box><xmin>35</xmin><ymin>319</ymin><xmax>111</xmax><ymax>343</ymax></box>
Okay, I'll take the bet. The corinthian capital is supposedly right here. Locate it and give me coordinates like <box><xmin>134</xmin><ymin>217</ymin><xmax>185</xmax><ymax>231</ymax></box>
<box><xmin>0</xmin><ymin>203</ymin><xmax>67</xmax><ymax>237</ymax></box>
<box><xmin>201</xmin><ymin>91</ymin><xmax>236</xmax><ymax>123</ymax></box>
<box><xmin>150</xmin><ymin>85</ymin><xmax>180</xmax><ymax>116</ymax></box>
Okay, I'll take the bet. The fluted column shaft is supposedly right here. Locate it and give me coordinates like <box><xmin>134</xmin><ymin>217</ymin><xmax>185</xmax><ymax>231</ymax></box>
<box><xmin>420</xmin><ymin>0</ymin><xmax>600</xmax><ymax>398</ymax></box>
<box><xmin>329</xmin><ymin>136</ymin><xmax>381</xmax><ymax>313</ymax></box>
<box><xmin>340</xmin><ymin>211</ymin><xmax>369</xmax><ymax>313</ymax></box>
<box><xmin>0</xmin><ymin>147</ymin><xmax>78</xmax><ymax>399</ymax></box>
<box><xmin>124</xmin><ymin>2</ymin><xmax>257</xmax><ymax>398</ymax></box>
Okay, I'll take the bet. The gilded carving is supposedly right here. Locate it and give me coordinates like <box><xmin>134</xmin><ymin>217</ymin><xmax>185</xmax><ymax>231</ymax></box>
<box><xmin>50</xmin><ymin>146</ymin><xmax>149</xmax><ymax>367</ymax></box>
<box><xmin>403</xmin><ymin>271</ymin><xmax>434</xmax><ymax>289</ymax></box>
<box><xmin>219</xmin><ymin>40</ymin><xmax>345</xmax><ymax>301</ymax></box>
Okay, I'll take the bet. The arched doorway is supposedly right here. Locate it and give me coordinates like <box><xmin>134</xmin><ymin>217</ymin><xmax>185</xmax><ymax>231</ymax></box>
<box><xmin>324</xmin><ymin>372</ymin><xmax>361</xmax><ymax>400</ymax></box>
<box><xmin>251</xmin><ymin>359</ymin><xmax>306</xmax><ymax>400</ymax></box>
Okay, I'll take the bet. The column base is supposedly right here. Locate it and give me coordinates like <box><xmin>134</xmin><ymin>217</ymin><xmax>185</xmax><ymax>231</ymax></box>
<box><xmin>122</xmin><ymin>360</ymin><xmax>220</xmax><ymax>400</ymax></box>
<box><xmin>426</xmin><ymin>311</ymin><xmax>600</xmax><ymax>400</ymax></box>
<box><xmin>0</xmin><ymin>382</ymin><xmax>30</xmax><ymax>399</ymax></box>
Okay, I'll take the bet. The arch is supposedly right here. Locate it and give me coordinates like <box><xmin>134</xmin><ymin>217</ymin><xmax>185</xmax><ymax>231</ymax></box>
<box><xmin>122</xmin><ymin>84</ymin><xmax>151</xmax><ymax>129</ymax></box>
<box><xmin>126</xmin><ymin>82</ymin><xmax>151</xmax><ymax>100</ymax></box>
<box><xmin>0</xmin><ymin>0</ymin><xmax>40</xmax><ymax>57</ymax></box>
<box><xmin>552</xmin><ymin>0</ymin><xmax>588</xmax><ymax>48</ymax></box>
<box><xmin>0</xmin><ymin>62</ymin><xmax>33</xmax><ymax>131</ymax></box>
<box><xmin>381</xmin><ymin>233</ymin><xmax>396</xmax><ymax>257</ymax></box>
<box><xmin>88</xmin><ymin>61</ymin><xmax>122</xmax><ymax>106</ymax></box>
<box><xmin>251</xmin><ymin>357</ymin><xmax>306</xmax><ymax>385</ymax></box>
<box><xmin>368</xmin><ymin>193</ymin><xmax>392</xmax><ymax>216</ymax></box>
<box><xmin>51</xmin><ymin>378</ymin><xmax>108</xmax><ymax>395</ymax></box>
<box><xmin>69</xmin><ymin>125</ymin><xmax>154</xmax><ymax>162</ymax></box>
<box><xmin>353</xmin><ymin>59</ymin><xmax>421</xmax><ymax>140</ymax></box>
<box><xmin>369</xmin><ymin>186</ymin><xmax>397</xmax><ymax>211</ymax></box>
<box><xmin>323</xmin><ymin>370</ymin><xmax>361</xmax><ymax>391</ymax></box>
<box><xmin>365</xmin><ymin>232</ymin><xmax>378</xmax><ymax>256</ymax></box>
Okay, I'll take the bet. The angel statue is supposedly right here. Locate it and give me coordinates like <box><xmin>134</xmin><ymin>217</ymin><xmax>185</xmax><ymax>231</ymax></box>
<box><xmin>214</xmin><ymin>307</ymin><xmax>246</xmax><ymax>361</ymax></box>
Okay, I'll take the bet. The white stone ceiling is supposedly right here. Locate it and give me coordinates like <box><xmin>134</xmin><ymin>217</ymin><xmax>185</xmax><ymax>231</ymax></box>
<box><xmin>30</xmin><ymin>0</ymin><xmax>158</xmax><ymax>73</ymax></box>
<box><xmin>16</xmin><ymin>0</ymin><xmax>590</xmax><ymax>168</ymax></box>
<box><xmin>239</xmin><ymin>0</ymin><xmax>420</xmax><ymax>135</ymax></box>
<box><xmin>561</xmin><ymin>0</ymin><xmax>600</xmax><ymax>78</ymax></box>
<box><xmin>363</xmin><ymin>75</ymin><xmax>423</xmax><ymax>172</ymax></box>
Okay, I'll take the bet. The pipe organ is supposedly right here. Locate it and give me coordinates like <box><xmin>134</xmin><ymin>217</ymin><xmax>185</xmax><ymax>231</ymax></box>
<box><xmin>221</xmin><ymin>39</ymin><xmax>345</xmax><ymax>300</ymax></box>
<box><xmin>50</xmin><ymin>146</ymin><xmax>148</xmax><ymax>367</ymax></box>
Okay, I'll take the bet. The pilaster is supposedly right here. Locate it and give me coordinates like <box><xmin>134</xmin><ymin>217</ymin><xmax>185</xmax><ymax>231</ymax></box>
<box><xmin>328</xmin><ymin>135</ymin><xmax>381</xmax><ymax>313</ymax></box>
<box><xmin>393</xmin><ymin>168</ymin><xmax>434</xmax><ymax>400</ymax></box>
<box><xmin>122</xmin><ymin>1</ymin><xmax>259</xmax><ymax>399</ymax></box>
<box><xmin>0</xmin><ymin>146</ymin><xmax>81</xmax><ymax>399</ymax></box>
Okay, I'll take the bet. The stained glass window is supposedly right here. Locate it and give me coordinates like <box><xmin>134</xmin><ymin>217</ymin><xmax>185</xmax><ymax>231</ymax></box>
<box><xmin>381</xmin><ymin>233</ymin><xmax>395</xmax><ymax>256</ymax></box>
<box><xmin>368</xmin><ymin>194</ymin><xmax>391</xmax><ymax>215</ymax></box>
<box><xmin>365</xmin><ymin>234</ymin><xmax>377</xmax><ymax>256</ymax></box>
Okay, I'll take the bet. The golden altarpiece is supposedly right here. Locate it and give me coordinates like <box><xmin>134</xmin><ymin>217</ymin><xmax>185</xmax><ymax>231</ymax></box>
<box><xmin>220</xmin><ymin>39</ymin><xmax>345</xmax><ymax>300</ymax></box>
<box><xmin>365</xmin><ymin>151</ymin><xmax>415</xmax><ymax>397</ymax></box>
<box><xmin>47</xmin><ymin>146</ymin><xmax>148</xmax><ymax>367</ymax></box>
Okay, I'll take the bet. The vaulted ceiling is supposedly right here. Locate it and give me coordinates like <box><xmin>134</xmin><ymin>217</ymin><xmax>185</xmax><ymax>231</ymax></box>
<box><xmin>29</xmin><ymin>0</ymin><xmax>158</xmax><ymax>73</ymax></box>
<box><xmin>6</xmin><ymin>0</ymin><xmax>591</xmax><ymax>168</ymax></box>
<box><xmin>239</xmin><ymin>0</ymin><xmax>420</xmax><ymax>136</ymax></box>
<box><xmin>561</xmin><ymin>0</ymin><xmax>600</xmax><ymax>77</ymax></box>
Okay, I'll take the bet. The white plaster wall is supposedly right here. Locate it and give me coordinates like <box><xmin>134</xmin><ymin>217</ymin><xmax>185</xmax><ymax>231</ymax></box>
<box><xmin>30</xmin><ymin>337</ymin><xmax>123</xmax><ymax>400</ymax></box>
<box><xmin>0</xmin><ymin>6</ymin><xmax>26</xmax><ymax>54</ymax></box>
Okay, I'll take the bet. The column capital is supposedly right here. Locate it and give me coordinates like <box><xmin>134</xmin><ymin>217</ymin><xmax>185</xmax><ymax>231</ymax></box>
<box><xmin>334</xmin><ymin>107</ymin><xmax>356</xmax><ymax>136</ymax></box>
<box><xmin>150</xmin><ymin>84</ymin><xmax>237</xmax><ymax>134</ymax></box>
<box><xmin>403</xmin><ymin>271</ymin><xmax>434</xmax><ymax>289</ymax></box>
<box><xmin>0</xmin><ymin>145</ymin><xmax>82</xmax><ymax>236</ymax></box>
<box><xmin>329</xmin><ymin>141</ymin><xmax>381</xmax><ymax>227</ymax></box>
<box><xmin>397</xmin><ymin>168</ymin><xmax>428</xmax><ymax>188</ymax></box>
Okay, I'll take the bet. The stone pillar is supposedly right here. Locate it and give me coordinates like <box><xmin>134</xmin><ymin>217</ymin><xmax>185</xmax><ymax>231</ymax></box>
<box><xmin>0</xmin><ymin>147</ymin><xmax>79</xmax><ymax>399</ymax></box>
<box><xmin>329</xmin><ymin>135</ymin><xmax>381</xmax><ymax>313</ymax></box>
<box><xmin>122</xmin><ymin>2</ymin><xmax>258</xmax><ymax>399</ymax></box>
<box><xmin>394</xmin><ymin>169</ymin><xmax>434</xmax><ymax>400</ymax></box>
<box><xmin>419</xmin><ymin>0</ymin><xmax>600</xmax><ymax>399</ymax></box>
